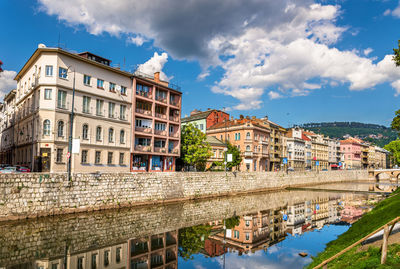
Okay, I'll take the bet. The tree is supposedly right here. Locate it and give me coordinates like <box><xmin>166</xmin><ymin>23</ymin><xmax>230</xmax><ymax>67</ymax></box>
<box><xmin>181</xmin><ymin>123</ymin><xmax>212</xmax><ymax>171</ymax></box>
<box><xmin>225</xmin><ymin>141</ymin><xmax>242</xmax><ymax>170</ymax></box>
<box><xmin>178</xmin><ymin>224</ymin><xmax>212</xmax><ymax>260</ymax></box>
<box><xmin>225</xmin><ymin>216</ymin><xmax>240</xmax><ymax>229</ymax></box>
<box><xmin>393</xmin><ymin>40</ymin><xmax>400</xmax><ymax>67</ymax></box>
<box><xmin>391</xmin><ymin>109</ymin><xmax>400</xmax><ymax>136</ymax></box>
<box><xmin>384</xmin><ymin>140</ymin><xmax>400</xmax><ymax>165</ymax></box>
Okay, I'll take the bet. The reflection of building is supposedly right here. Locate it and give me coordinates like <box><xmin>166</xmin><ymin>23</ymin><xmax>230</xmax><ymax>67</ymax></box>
<box><xmin>129</xmin><ymin>230</ymin><xmax>178</xmax><ymax>269</ymax></box>
<box><xmin>203</xmin><ymin>238</ymin><xmax>227</xmax><ymax>257</ymax></box>
<box><xmin>312</xmin><ymin>197</ymin><xmax>329</xmax><ymax>229</ymax></box>
<box><xmin>34</xmin><ymin>242</ymin><xmax>128</xmax><ymax>269</ymax></box>
<box><xmin>340</xmin><ymin>206</ymin><xmax>363</xmax><ymax>223</ymax></box>
<box><xmin>286</xmin><ymin>202</ymin><xmax>306</xmax><ymax>235</ymax></box>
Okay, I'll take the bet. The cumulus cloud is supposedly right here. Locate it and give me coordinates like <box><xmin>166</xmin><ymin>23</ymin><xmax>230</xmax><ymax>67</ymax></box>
<box><xmin>0</xmin><ymin>70</ymin><xmax>17</xmax><ymax>99</ymax></box>
<box><xmin>136</xmin><ymin>52</ymin><xmax>170</xmax><ymax>81</ymax></box>
<box><xmin>384</xmin><ymin>1</ymin><xmax>400</xmax><ymax>17</ymax></box>
<box><xmin>38</xmin><ymin>0</ymin><xmax>400</xmax><ymax>110</ymax></box>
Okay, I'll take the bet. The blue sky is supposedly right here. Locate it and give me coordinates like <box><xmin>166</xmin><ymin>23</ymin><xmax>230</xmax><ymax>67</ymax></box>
<box><xmin>1</xmin><ymin>0</ymin><xmax>400</xmax><ymax>127</ymax></box>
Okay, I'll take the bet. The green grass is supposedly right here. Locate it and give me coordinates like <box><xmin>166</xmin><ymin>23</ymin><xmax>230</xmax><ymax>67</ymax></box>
<box><xmin>326</xmin><ymin>244</ymin><xmax>400</xmax><ymax>269</ymax></box>
<box><xmin>306</xmin><ymin>192</ymin><xmax>400</xmax><ymax>268</ymax></box>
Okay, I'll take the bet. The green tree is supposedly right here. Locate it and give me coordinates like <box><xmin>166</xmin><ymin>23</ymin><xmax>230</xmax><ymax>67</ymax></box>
<box><xmin>225</xmin><ymin>216</ymin><xmax>240</xmax><ymax>229</ymax></box>
<box><xmin>384</xmin><ymin>140</ymin><xmax>400</xmax><ymax>165</ymax></box>
<box><xmin>393</xmin><ymin>40</ymin><xmax>400</xmax><ymax>67</ymax></box>
<box><xmin>178</xmin><ymin>224</ymin><xmax>212</xmax><ymax>260</ymax></box>
<box><xmin>391</xmin><ymin>109</ymin><xmax>400</xmax><ymax>136</ymax></box>
<box><xmin>225</xmin><ymin>141</ymin><xmax>242</xmax><ymax>170</ymax></box>
<box><xmin>181</xmin><ymin>124</ymin><xmax>212</xmax><ymax>171</ymax></box>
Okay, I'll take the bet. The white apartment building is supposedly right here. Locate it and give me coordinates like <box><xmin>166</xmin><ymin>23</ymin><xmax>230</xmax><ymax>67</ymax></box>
<box><xmin>286</xmin><ymin>127</ymin><xmax>305</xmax><ymax>171</ymax></box>
<box><xmin>12</xmin><ymin>45</ymin><xmax>132</xmax><ymax>172</ymax></box>
<box><xmin>328</xmin><ymin>138</ymin><xmax>343</xmax><ymax>169</ymax></box>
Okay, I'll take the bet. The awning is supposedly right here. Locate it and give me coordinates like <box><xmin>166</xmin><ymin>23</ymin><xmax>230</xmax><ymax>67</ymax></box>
<box><xmin>331</xmin><ymin>164</ymin><xmax>338</xmax><ymax>168</ymax></box>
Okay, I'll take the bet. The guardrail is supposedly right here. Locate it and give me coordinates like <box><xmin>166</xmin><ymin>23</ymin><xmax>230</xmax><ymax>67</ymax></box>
<box><xmin>313</xmin><ymin>216</ymin><xmax>400</xmax><ymax>268</ymax></box>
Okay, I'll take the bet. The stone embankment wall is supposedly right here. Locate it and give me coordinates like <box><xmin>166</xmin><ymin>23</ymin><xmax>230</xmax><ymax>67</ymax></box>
<box><xmin>1</xmin><ymin>190</ymin><xmax>355</xmax><ymax>266</ymax></box>
<box><xmin>0</xmin><ymin>170</ymin><xmax>368</xmax><ymax>221</ymax></box>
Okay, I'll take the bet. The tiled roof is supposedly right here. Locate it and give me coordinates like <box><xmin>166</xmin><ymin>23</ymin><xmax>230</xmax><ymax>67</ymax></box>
<box><xmin>301</xmin><ymin>134</ymin><xmax>311</xmax><ymax>141</ymax></box>
<box><xmin>181</xmin><ymin>110</ymin><xmax>214</xmax><ymax>123</ymax></box>
<box><xmin>205</xmin><ymin>136</ymin><xmax>227</xmax><ymax>147</ymax></box>
<box><xmin>208</xmin><ymin>118</ymin><xmax>267</xmax><ymax>130</ymax></box>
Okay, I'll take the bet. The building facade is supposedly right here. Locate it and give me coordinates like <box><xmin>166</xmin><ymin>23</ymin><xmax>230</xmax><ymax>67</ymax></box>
<box><xmin>181</xmin><ymin>109</ymin><xmax>229</xmax><ymax>133</ymax></box>
<box><xmin>340</xmin><ymin>138</ymin><xmax>362</xmax><ymax>169</ymax></box>
<box><xmin>286</xmin><ymin>127</ymin><xmax>305</xmax><ymax>171</ymax></box>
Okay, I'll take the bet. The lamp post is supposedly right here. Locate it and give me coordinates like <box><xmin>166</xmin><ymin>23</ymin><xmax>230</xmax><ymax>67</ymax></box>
<box><xmin>67</xmin><ymin>66</ymin><xmax>76</xmax><ymax>181</ymax></box>
<box><xmin>223</xmin><ymin>107</ymin><xmax>227</xmax><ymax>173</ymax></box>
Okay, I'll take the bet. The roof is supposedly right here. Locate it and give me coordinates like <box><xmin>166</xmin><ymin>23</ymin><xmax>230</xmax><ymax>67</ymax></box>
<box><xmin>205</xmin><ymin>136</ymin><xmax>227</xmax><ymax>147</ymax></box>
<box><xmin>208</xmin><ymin>118</ymin><xmax>269</xmax><ymax>131</ymax></box>
<box><xmin>340</xmin><ymin>138</ymin><xmax>361</xmax><ymax>145</ymax></box>
<box><xmin>302</xmin><ymin>134</ymin><xmax>311</xmax><ymax>141</ymax></box>
<box><xmin>182</xmin><ymin>110</ymin><xmax>214</xmax><ymax>123</ymax></box>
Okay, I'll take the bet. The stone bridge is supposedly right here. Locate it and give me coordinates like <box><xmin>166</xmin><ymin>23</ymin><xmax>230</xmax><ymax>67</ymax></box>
<box><xmin>368</xmin><ymin>169</ymin><xmax>400</xmax><ymax>192</ymax></box>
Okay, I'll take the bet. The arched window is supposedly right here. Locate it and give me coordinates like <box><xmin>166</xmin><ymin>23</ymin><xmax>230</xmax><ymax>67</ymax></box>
<box><xmin>57</xmin><ymin>121</ymin><xmax>64</xmax><ymax>137</ymax></box>
<box><xmin>246</xmin><ymin>132</ymin><xmax>251</xmax><ymax>140</ymax></box>
<box><xmin>108</xmin><ymin>128</ymin><xmax>114</xmax><ymax>142</ymax></box>
<box><xmin>96</xmin><ymin>126</ymin><xmax>102</xmax><ymax>141</ymax></box>
<box><xmin>246</xmin><ymin>145</ymin><xmax>250</xmax><ymax>151</ymax></box>
<box><xmin>120</xmin><ymin>129</ymin><xmax>125</xmax><ymax>144</ymax></box>
<box><xmin>82</xmin><ymin>124</ymin><xmax>89</xmax><ymax>140</ymax></box>
<box><xmin>43</xmin><ymin>120</ymin><xmax>50</xmax><ymax>135</ymax></box>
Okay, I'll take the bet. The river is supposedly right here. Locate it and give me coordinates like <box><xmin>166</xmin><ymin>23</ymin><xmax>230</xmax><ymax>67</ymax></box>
<box><xmin>0</xmin><ymin>182</ymin><xmax>398</xmax><ymax>269</ymax></box>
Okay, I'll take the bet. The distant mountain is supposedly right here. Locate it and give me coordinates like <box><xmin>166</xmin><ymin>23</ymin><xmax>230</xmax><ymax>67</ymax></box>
<box><xmin>299</xmin><ymin>122</ymin><xmax>398</xmax><ymax>147</ymax></box>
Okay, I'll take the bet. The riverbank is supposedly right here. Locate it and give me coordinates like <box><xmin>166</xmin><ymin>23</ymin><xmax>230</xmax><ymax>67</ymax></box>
<box><xmin>0</xmin><ymin>170</ymin><xmax>368</xmax><ymax>221</ymax></box>
<box><xmin>306</xmin><ymin>188</ymin><xmax>400</xmax><ymax>268</ymax></box>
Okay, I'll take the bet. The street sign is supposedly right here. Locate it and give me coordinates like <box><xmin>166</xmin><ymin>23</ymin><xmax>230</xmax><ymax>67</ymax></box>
<box><xmin>283</xmin><ymin>214</ymin><xmax>288</xmax><ymax>221</ymax></box>
<box><xmin>66</xmin><ymin>152</ymin><xmax>70</xmax><ymax>159</ymax></box>
<box><xmin>316</xmin><ymin>161</ymin><xmax>320</xmax><ymax>166</ymax></box>
<box><xmin>339</xmin><ymin>162</ymin><xmax>342</xmax><ymax>167</ymax></box>
<box><xmin>227</xmin><ymin>154</ymin><xmax>233</xmax><ymax>162</ymax></box>
<box><xmin>283</xmin><ymin>158</ymin><xmax>288</xmax><ymax>164</ymax></box>
<box><xmin>316</xmin><ymin>204</ymin><xmax>320</xmax><ymax>210</ymax></box>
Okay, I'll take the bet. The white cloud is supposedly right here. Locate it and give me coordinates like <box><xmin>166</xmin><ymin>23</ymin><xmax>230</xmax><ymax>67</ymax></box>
<box><xmin>197</xmin><ymin>70</ymin><xmax>210</xmax><ymax>81</ymax></box>
<box><xmin>0</xmin><ymin>70</ymin><xmax>17</xmax><ymax>99</ymax></box>
<box><xmin>136</xmin><ymin>52</ymin><xmax>170</xmax><ymax>81</ymax></box>
<box><xmin>383</xmin><ymin>1</ymin><xmax>400</xmax><ymax>17</ymax></box>
<box><xmin>37</xmin><ymin>0</ymin><xmax>400</xmax><ymax>110</ymax></box>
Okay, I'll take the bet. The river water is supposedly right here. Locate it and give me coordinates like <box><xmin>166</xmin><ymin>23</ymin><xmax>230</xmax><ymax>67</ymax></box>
<box><xmin>0</xmin><ymin>182</ymin><xmax>398</xmax><ymax>269</ymax></box>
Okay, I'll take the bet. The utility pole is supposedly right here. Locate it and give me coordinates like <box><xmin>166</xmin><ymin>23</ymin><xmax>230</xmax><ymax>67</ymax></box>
<box><xmin>223</xmin><ymin>107</ymin><xmax>227</xmax><ymax>173</ymax></box>
<box><xmin>67</xmin><ymin>67</ymin><xmax>76</xmax><ymax>181</ymax></box>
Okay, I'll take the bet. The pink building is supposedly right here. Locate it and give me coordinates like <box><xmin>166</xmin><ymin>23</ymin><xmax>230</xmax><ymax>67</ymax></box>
<box><xmin>340</xmin><ymin>206</ymin><xmax>363</xmax><ymax>222</ymax></box>
<box><xmin>340</xmin><ymin>138</ymin><xmax>361</xmax><ymax>169</ymax></box>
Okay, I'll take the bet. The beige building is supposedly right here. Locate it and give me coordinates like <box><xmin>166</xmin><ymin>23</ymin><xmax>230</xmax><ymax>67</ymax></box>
<box><xmin>286</xmin><ymin>127</ymin><xmax>305</xmax><ymax>171</ymax></box>
<box><xmin>0</xmin><ymin>90</ymin><xmax>16</xmax><ymax>164</ymax></box>
<box><xmin>304</xmin><ymin>131</ymin><xmax>329</xmax><ymax>170</ymax></box>
<box><xmin>12</xmin><ymin>46</ymin><xmax>132</xmax><ymax>172</ymax></box>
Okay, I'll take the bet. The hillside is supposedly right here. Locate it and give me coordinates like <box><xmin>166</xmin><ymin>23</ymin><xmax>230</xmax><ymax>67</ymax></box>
<box><xmin>299</xmin><ymin>122</ymin><xmax>398</xmax><ymax>147</ymax></box>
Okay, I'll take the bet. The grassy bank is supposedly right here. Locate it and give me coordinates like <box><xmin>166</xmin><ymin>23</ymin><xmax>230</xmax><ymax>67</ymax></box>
<box><xmin>307</xmin><ymin>189</ymin><xmax>400</xmax><ymax>268</ymax></box>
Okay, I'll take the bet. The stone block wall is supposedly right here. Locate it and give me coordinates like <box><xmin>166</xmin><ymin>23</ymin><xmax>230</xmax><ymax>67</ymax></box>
<box><xmin>0</xmin><ymin>170</ymin><xmax>368</xmax><ymax>221</ymax></box>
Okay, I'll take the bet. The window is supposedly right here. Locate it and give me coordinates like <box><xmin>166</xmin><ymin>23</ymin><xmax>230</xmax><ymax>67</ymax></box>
<box><xmin>136</xmin><ymin>83</ymin><xmax>151</xmax><ymax>97</ymax></box>
<box><xmin>246</xmin><ymin>132</ymin><xmax>251</xmax><ymax>139</ymax></box>
<box><xmin>107</xmin><ymin>152</ymin><xmax>113</xmax><ymax>164</ymax></box>
<box><xmin>169</xmin><ymin>125</ymin><xmax>174</xmax><ymax>134</ymax></box>
<box><xmin>245</xmin><ymin>232</ymin><xmax>250</xmax><ymax>240</ymax></box>
<box><xmin>234</xmin><ymin>230</ymin><xmax>240</xmax><ymax>239</ymax></box>
<box><xmin>81</xmin><ymin>150</ymin><xmax>88</xmax><ymax>163</ymax></box>
<box><xmin>246</xmin><ymin>145</ymin><xmax>250</xmax><ymax>151</ymax></box>
<box><xmin>245</xmin><ymin>220</ymin><xmax>250</xmax><ymax>227</ymax></box>
<box><xmin>199</xmin><ymin>124</ymin><xmax>204</xmax><ymax>130</ymax></box>
<box><xmin>45</xmin><ymin>65</ymin><xmax>53</xmax><ymax>76</ymax></box>
<box><xmin>96</xmin><ymin>126</ymin><xmax>102</xmax><ymax>141</ymax></box>
<box><xmin>109</xmin><ymin>82</ymin><xmax>116</xmax><ymax>92</ymax></box>
<box><xmin>51</xmin><ymin>264</ymin><xmax>58</xmax><ymax>269</ymax></box>
<box><xmin>83</xmin><ymin>75</ymin><xmax>91</xmax><ymax>85</ymax></box>
<box><xmin>77</xmin><ymin>257</ymin><xmax>84</xmax><ymax>269</ymax></box>
<box><xmin>135</xmin><ymin>137</ymin><xmax>151</xmax><ymax>146</ymax></box>
<box><xmin>120</xmin><ymin>105</ymin><xmax>126</xmax><ymax>120</ymax></box>
<box><xmin>43</xmin><ymin>120</ymin><xmax>50</xmax><ymax>135</ymax></box>
<box><xmin>83</xmin><ymin>96</ymin><xmax>91</xmax><ymax>113</ymax></box>
<box><xmin>155</xmin><ymin>122</ymin><xmax>166</xmax><ymax>131</ymax></box>
<box><xmin>108</xmin><ymin>128</ymin><xmax>114</xmax><ymax>142</ymax></box>
<box><xmin>59</xmin><ymin>67</ymin><xmax>67</xmax><ymax>79</ymax></box>
<box><xmin>95</xmin><ymin>151</ymin><xmax>101</xmax><ymax>164</ymax></box>
<box><xmin>96</xmin><ymin>99</ymin><xmax>104</xmax><ymax>116</ymax></box>
<box><xmin>56</xmin><ymin>148</ymin><xmax>63</xmax><ymax>163</ymax></box>
<box><xmin>119</xmin><ymin>153</ymin><xmax>124</xmax><ymax>165</ymax></box>
<box><xmin>91</xmin><ymin>253</ymin><xmax>97</xmax><ymax>269</ymax></box>
<box><xmin>120</xmin><ymin>86</ymin><xmax>127</xmax><ymax>95</ymax></box>
<box><xmin>120</xmin><ymin>130</ymin><xmax>125</xmax><ymax>144</ymax></box>
<box><xmin>44</xmin><ymin>88</ymin><xmax>52</xmax><ymax>100</ymax></box>
<box><xmin>104</xmin><ymin>250</ymin><xmax>110</xmax><ymax>266</ymax></box>
<box><xmin>116</xmin><ymin>247</ymin><xmax>121</xmax><ymax>263</ymax></box>
<box><xmin>97</xmin><ymin>79</ymin><xmax>104</xmax><ymax>89</ymax></box>
<box><xmin>82</xmin><ymin>124</ymin><xmax>89</xmax><ymax>140</ymax></box>
<box><xmin>57</xmin><ymin>90</ymin><xmax>67</xmax><ymax>109</ymax></box>
<box><xmin>57</xmin><ymin>121</ymin><xmax>64</xmax><ymax>137</ymax></box>
<box><xmin>154</xmin><ymin>140</ymin><xmax>166</xmax><ymax>148</ymax></box>
<box><xmin>108</xmin><ymin>102</ymin><xmax>115</xmax><ymax>118</ymax></box>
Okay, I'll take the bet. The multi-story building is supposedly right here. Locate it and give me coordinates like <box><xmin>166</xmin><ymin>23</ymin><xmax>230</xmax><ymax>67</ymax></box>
<box><xmin>0</xmin><ymin>90</ymin><xmax>16</xmax><ymax>164</ymax></box>
<box><xmin>131</xmin><ymin>72</ymin><xmax>182</xmax><ymax>172</ymax></box>
<box><xmin>207</xmin><ymin>116</ymin><xmax>270</xmax><ymax>171</ymax></box>
<box><xmin>13</xmin><ymin>46</ymin><xmax>133</xmax><ymax>172</ymax></box>
<box><xmin>360</xmin><ymin>141</ymin><xmax>370</xmax><ymax>169</ymax></box>
<box><xmin>328</xmin><ymin>138</ymin><xmax>342</xmax><ymax>169</ymax></box>
<box><xmin>181</xmin><ymin>109</ymin><xmax>229</xmax><ymax>133</ymax></box>
<box><xmin>340</xmin><ymin>138</ymin><xmax>362</xmax><ymax>169</ymax></box>
<box><xmin>265</xmin><ymin>119</ymin><xmax>287</xmax><ymax>171</ymax></box>
<box><xmin>286</xmin><ymin>127</ymin><xmax>305</xmax><ymax>171</ymax></box>
<box><xmin>374</xmin><ymin>146</ymin><xmax>389</xmax><ymax>169</ymax></box>
<box><xmin>205</xmin><ymin>136</ymin><xmax>228</xmax><ymax>169</ymax></box>
<box><xmin>304</xmin><ymin>131</ymin><xmax>329</xmax><ymax>170</ymax></box>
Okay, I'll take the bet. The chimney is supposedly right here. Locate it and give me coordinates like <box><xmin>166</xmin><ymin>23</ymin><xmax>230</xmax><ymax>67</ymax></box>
<box><xmin>154</xmin><ymin>72</ymin><xmax>160</xmax><ymax>83</ymax></box>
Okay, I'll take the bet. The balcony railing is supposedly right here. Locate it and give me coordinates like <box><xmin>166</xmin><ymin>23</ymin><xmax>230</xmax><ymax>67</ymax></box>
<box><xmin>135</xmin><ymin>145</ymin><xmax>152</xmax><ymax>152</ymax></box>
<box><xmin>136</xmin><ymin>90</ymin><xmax>152</xmax><ymax>99</ymax></box>
<box><xmin>135</xmin><ymin>126</ymin><xmax>152</xmax><ymax>133</ymax></box>
<box><xmin>154</xmin><ymin>130</ymin><xmax>167</xmax><ymax>136</ymax></box>
<box><xmin>136</xmin><ymin>108</ymin><xmax>152</xmax><ymax>116</ymax></box>
<box><xmin>170</xmin><ymin>98</ymin><xmax>180</xmax><ymax>107</ymax></box>
<box><xmin>168</xmin><ymin>148</ymin><xmax>179</xmax><ymax>154</ymax></box>
<box><xmin>155</xmin><ymin>113</ymin><xmax>167</xmax><ymax>120</ymax></box>
<box><xmin>169</xmin><ymin>115</ymin><xmax>179</xmax><ymax>122</ymax></box>
<box><xmin>244</xmin><ymin>151</ymin><xmax>253</xmax><ymax>157</ymax></box>
<box><xmin>155</xmin><ymin>96</ymin><xmax>167</xmax><ymax>103</ymax></box>
<box><xmin>169</xmin><ymin>131</ymin><xmax>179</xmax><ymax>138</ymax></box>
<box><xmin>154</xmin><ymin>147</ymin><xmax>167</xmax><ymax>153</ymax></box>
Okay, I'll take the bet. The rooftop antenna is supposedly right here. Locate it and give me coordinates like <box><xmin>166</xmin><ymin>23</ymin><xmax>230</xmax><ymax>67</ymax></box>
<box><xmin>58</xmin><ymin>32</ymin><xmax>61</xmax><ymax>48</ymax></box>
<box><xmin>123</xmin><ymin>57</ymin><xmax>126</xmax><ymax>70</ymax></box>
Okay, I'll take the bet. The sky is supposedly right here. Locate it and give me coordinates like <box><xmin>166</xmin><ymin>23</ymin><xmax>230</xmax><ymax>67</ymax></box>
<box><xmin>1</xmin><ymin>0</ymin><xmax>400</xmax><ymax>127</ymax></box>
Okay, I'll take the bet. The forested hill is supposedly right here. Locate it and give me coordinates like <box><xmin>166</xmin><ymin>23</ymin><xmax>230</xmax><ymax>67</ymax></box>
<box><xmin>299</xmin><ymin>122</ymin><xmax>398</xmax><ymax>147</ymax></box>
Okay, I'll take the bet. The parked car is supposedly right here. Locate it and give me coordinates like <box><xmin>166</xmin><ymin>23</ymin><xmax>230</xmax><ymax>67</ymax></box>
<box><xmin>17</xmin><ymin>166</ymin><xmax>31</xmax><ymax>173</ymax></box>
<box><xmin>0</xmin><ymin>166</ymin><xmax>17</xmax><ymax>173</ymax></box>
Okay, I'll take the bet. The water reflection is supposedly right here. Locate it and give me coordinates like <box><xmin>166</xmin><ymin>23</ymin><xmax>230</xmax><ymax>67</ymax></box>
<box><xmin>0</xmin><ymin>183</ymin><xmax>395</xmax><ymax>269</ymax></box>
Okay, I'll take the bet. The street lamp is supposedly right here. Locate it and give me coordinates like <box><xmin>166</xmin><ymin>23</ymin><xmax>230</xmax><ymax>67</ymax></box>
<box><xmin>66</xmin><ymin>66</ymin><xmax>76</xmax><ymax>181</ymax></box>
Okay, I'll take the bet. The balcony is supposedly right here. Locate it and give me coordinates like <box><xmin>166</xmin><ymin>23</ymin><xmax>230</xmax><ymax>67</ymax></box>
<box><xmin>155</xmin><ymin>96</ymin><xmax>167</xmax><ymax>104</ymax></box>
<box><xmin>169</xmin><ymin>97</ymin><xmax>180</xmax><ymax>107</ymax></box>
<box><xmin>244</xmin><ymin>151</ymin><xmax>253</xmax><ymax>157</ymax></box>
<box><xmin>154</xmin><ymin>147</ymin><xmax>167</xmax><ymax>153</ymax></box>
<box><xmin>136</xmin><ymin>108</ymin><xmax>152</xmax><ymax>117</ymax></box>
<box><xmin>169</xmin><ymin>131</ymin><xmax>179</xmax><ymax>138</ymax></box>
<box><xmin>155</xmin><ymin>113</ymin><xmax>167</xmax><ymax>120</ymax></box>
<box><xmin>135</xmin><ymin>126</ymin><xmax>152</xmax><ymax>134</ymax></box>
<box><xmin>168</xmin><ymin>148</ymin><xmax>179</xmax><ymax>154</ymax></box>
<box><xmin>169</xmin><ymin>115</ymin><xmax>179</xmax><ymax>122</ymax></box>
<box><xmin>136</xmin><ymin>90</ymin><xmax>152</xmax><ymax>99</ymax></box>
<box><xmin>154</xmin><ymin>130</ymin><xmax>167</xmax><ymax>136</ymax></box>
<box><xmin>135</xmin><ymin>145</ymin><xmax>152</xmax><ymax>152</ymax></box>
